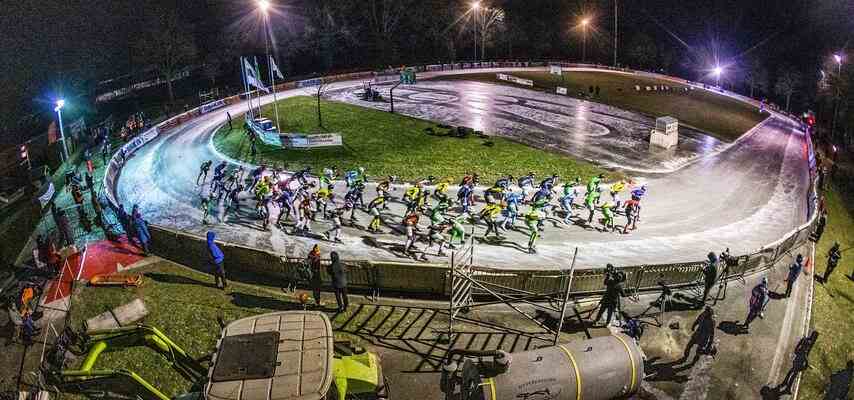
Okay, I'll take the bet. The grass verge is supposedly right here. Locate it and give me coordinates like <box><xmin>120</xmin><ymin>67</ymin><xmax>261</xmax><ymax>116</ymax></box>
<box><xmin>439</xmin><ymin>71</ymin><xmax>766</xmax><ymax>142</ymax></box>
<box><xmin>213</xmin><ymin>96</ymin><xmax>619</xmax><ymax>183</ymax></box>
<box><xmin>66</xmin><ymin>260</ymin><xmax>365</xmax><ymax>398</ymax></box>
<box><xmin>800</xmin><ymin>178</ymin><xmax>854</xmax><ymax>398</ymax></box>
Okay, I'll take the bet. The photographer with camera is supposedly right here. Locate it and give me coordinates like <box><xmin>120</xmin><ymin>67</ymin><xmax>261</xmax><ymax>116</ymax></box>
<box><xmin>593</xmin><ymin>264</ymin><xmax>626</xmax><ymax>327</ymax></box>
<box><xmin>700</xmin><ymin>252</ymin><xmax>719</xmax><ymax>307</ymax></box>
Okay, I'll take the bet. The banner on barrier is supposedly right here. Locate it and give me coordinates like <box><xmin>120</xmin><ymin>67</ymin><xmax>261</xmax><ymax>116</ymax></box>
<box><xmin>497</xmin><ymin>73</ymin><xmax>533</xmax><ymax>87</ymax></box>
<box><xmin>556</xmin><ymin>87</ymin><xmax>568</xmax><ymax>95</ymax></box>
<box><xmin>296</xmin><ymin>78</ymin><xmax>323</xmax><ymax>88</ymax></box>
<box><xmin>199</xmin><ymin>99</ymin><xmax>227</xmax><ymax>114</ymax></box>
<box><xmin>281</xmin><ymin>133</ymin><xmax>343</xmax><ymax>149</ymax></box>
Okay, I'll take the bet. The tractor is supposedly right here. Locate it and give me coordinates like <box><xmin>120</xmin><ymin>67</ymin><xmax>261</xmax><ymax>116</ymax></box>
<box><xmin>45</xmin><ymin>311</ymin><xmax>388</xmax><ymax>399</ymax></box>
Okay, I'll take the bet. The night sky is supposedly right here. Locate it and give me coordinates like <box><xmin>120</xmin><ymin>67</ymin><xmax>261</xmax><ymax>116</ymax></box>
<box><xmin>0</xmin><ymin>0</ymin><xmax>851</xmax><ymax>143</ymax></box>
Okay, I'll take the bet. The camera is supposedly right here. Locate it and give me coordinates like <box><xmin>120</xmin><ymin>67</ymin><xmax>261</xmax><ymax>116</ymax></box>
<box><xmin>604</xmin><ymin>265</ymin><xmax>626</xmax><ymax>286</ymax></box>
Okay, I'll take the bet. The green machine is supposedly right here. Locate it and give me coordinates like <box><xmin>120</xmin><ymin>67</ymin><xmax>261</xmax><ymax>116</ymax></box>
<box><xmin>49</xmin><ymin>311</ymin><xmax>388</xmax><ymax>400</ymax></box>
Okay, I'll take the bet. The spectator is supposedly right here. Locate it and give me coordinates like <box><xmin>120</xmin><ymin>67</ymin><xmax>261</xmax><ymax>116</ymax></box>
<box><xmin>822</xmin><ymin>242</ymin><xmax>842</xmax><ymax>283</ymax></box>
<box><xmin>71</xmin><ymin>185</ymin><xmax>84</xmax><ymax>205</ymax></box>
<box><xmin>117</xmin><ymin>204</ymin><xmax>135</xmax><ymax>244</ymax></box>
<box><xmin>593</xmin><ymin>264</ymin><xmax>625</xmax><ymax>327</ymax></box>
<box><xmin>371</xmin><ymin>264</ymin><xmax>383</xmax><ymax>302</ymax></box>
<box><xmin>101</xmin><ymin>139</ymin><xmax>111</xmax><ymax>163</ymax></box>
<box><xmin>785</xmin><ymin>254</ymin><xmax>804</xmax><ymax>298</ymax></box>
<box><xmin>307</xmin><ymin>245</ymin><xmax>323</xmax><ymax>307</ymax></box>
<box><xmin>206</xmin><ymin>231</ymin><xmax>227</xmax><ymax>290</ymax></box>
<box><xmin>21</xmin><ymin>311</ymin><xmax>40</xmax><ymax>345</ymax></box>
<box><xmin>678</xmin><ymin>306</ymin><xmax>716</xmax><ymax>365</ymax></box>
<box><xmin>131</xmin><ymin>205</ymin><xmax>151</xmax><ymax>255</ymax></box>
<box><xmin>56</xmin><ymin>208</ymin><xmax>73</xmax><ymax>248</ymax></box>
<box><xmin>812</xmin><ymin>211</ymin><xmax>827</xmax><ymax>242</ymax></box>
<box><xmin>743</xmin><ymin>277</ymin><xmax>769</xmax><ymax>331</ymax></box>
<box><xmin>824</xmin><ymin>361</ymin><xmax>853</xmax><ymax>400</ymax></box>
<box><xmin>85</xmin><ymin>172</ymin><xmax>94</xmax><ymax>191</ymax></box>
<box><xmin>700</xmin><ymin>252</ymin><xmax>718</xmax><ymax>306</ymax></box>
<box><xmin>328</xmin><ymin>251</ymin><xmax>348</xmax><ymax>313</ymax></box>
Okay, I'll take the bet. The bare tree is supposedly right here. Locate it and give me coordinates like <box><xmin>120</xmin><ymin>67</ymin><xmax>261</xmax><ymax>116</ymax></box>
<box><xmin>477</xmin><ymin>7</ymin><xmax>506</xmax><ymax>60</ymax></box>
<box><xmin>304</xmin><ymin>1</ymin><xmax>359</xmax><ymax>71</ymax></box>
<box><xmin>133</xmin><ymin>9</ymin><xmax>198</xmax><ymax>104</ymax></box>
<box><xmin>365</xmin><ymin>0</ymin><xmax>413</xmax><ymax>63</ymax></box>
<box><xmin>774</xmin><ymin>66</ymin><xmax>801</xmax><ymax>112</ymax></box>
<box><xmin>743</xmin><ymin>57</ymin><xmax>768</xmax><ymax>98</ymax></box>
<box><xmin>201</xmin><ymin>31</ymin><xmax>246</xmax><ymax>88</ymax></box>
<box><xmin>628</xmin><ymin>33</ymin><xmax>657</xmax><ymax>68</ymax></box>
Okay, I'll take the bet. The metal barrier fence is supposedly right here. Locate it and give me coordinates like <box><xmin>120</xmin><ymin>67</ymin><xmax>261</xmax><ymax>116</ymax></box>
<box><xmin>104</xmin><ymin>61</ymin><xmax>818</xmax><ymax>298</ymax></box>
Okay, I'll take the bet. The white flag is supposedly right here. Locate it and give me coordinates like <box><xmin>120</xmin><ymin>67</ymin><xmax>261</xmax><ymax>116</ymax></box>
<box><xmin>244</xmin><ymin>58</ymin><xmax>270</xmax><ymax>93</ymax></box>
<box><xmin>269</xmin><ymin>56</ymin><xmax>284</xmax><ymax>80</ymax></box>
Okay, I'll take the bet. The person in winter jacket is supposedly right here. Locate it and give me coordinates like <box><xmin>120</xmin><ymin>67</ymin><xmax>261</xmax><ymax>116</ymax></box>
<box><xmin>700</xmin><ymin>252</ymin><xmax>719</xmax><ymax>305</ymax></box>
<box><xmin>132</xmin><ymin>205</ymin><xmax>151</xmax><ymax>255</ymax></box>
<box><xmin>785</xmin><ymin>254</ymin><xmax>804</xmax><ymax>298</ymax></box>
<box><xmin>743</xmin><ymin>277</ymin><xmax>769</xmax><ymax>331</ymax></box>
<box><xmin>306</xmin><ymin>245</ymin><xmax>323</xmax><ymax>306</ymax></box>
<box><xmin>206</xmin><ymin>231</ymin><xmax>227</xmax><ymax>289</ymax></box>
<box><xmin>328</xmin><ymin>251</ymin><xmax>348</xmax><ymax>312</ymax></box>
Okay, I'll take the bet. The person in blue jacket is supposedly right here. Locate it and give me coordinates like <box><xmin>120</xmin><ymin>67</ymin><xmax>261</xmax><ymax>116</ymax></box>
<box><xmin>207</xmin><ymin>231</ymin><xmax>227</xmax><ymax>290</ymax></box>
<box><xmin>131</xmin><ymin>204</ymin><xmax>151</xmax><ymax>255</ymax></box>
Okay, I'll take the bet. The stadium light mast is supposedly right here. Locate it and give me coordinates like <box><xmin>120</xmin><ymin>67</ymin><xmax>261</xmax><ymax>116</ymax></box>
<box><xmin>613</xmin><ymin>0</ymin><xmax>618</xmax><ymax>67</ymax></box>
<box><xmin>581</xmin><ymin>18</ymin><xmax>591</xmax><ymax>63</ymax></box>
<box><xmin>831</xmin><ymin>53</ymin><xmax>844</xmax><ymax>140</ymax></box>
<box><xmin>471</xmin><ymin>2</ymin><xmax>480</xmax><ymax>61</ymax></box>
<box><xmin>257</xmin><ymin>0</ymin><xmax>281</xmax><ymax>129</ymax></box>
<box><xmin>713</xmin><ymin>66</ymin><xmax>723</xmax><ymax>87</ymax></box>
<box><xmin>54</xmin><ymin>99</ymin><xmax>69</xmax><ymax>162</ymax></box>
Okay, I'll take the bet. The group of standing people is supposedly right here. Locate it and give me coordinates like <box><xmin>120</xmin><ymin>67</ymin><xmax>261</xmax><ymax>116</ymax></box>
<box><xmin>116</xmin><ymin>204</ymin><xmax>151</xmax><ymax>255</ymax></box>
<box><xmin>204</xmin><ymin>236</ymin><xmax>351</xmax><ymax>313</ymax></box>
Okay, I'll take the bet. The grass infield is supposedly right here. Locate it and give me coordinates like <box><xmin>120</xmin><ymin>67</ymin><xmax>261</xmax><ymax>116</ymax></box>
<box><xmin>439</xmin><ymin>71</ymin><xmax>767</xmax><ymax>142</ymax></box>
<box><xmin>213</xmin><ymin>96</ymin><xmax>618</xmax><ymax>183</ymax></box>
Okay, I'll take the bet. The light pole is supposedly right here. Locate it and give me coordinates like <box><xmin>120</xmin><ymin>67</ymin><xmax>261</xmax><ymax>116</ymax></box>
<box><xmin>581</xmin><ymin>18</ymin><xmax>590</xmax><ymax>63</ymax></box>
<box><xmin>613</xmin><ymin>0</ymin><xmax>618</xmax><ymax>67</ymax></box>
<box><xmin>54</xmin><ymin>99</ymin><xmax>70</xmax><ymax>162</ymax></box>
<box><xmin>713</xmin><ymin>66</ymin><xmax>723</xmax><ymax>87</ymax></box>
<box><xmin>471</xmin><ymin>2</ymin><xmax>480</xmax><ymax>61</ymax></box>
<box><xmin>831</xmin><ymin>54</ymin><xmax>844</xmax><ymax>141</ymax></box>
<box><xmin>258</xmin><ymin>0</ymin><xmax>281</xmax><ymax>131</ymax></box>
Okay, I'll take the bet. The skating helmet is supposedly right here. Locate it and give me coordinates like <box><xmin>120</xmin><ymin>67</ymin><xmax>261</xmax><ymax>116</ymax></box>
<box><xmin>796</xmin><ymin>254</ymin><xmax>803</xmax><ymax>263</ymax></box>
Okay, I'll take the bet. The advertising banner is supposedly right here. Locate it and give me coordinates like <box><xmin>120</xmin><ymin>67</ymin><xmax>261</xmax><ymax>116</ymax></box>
<box><xmin>199</xmin><ymin>99</ymin><xmax>227</xmax><ymax>114</ymax></box>
<box><xmin>281</xmin><ymin>133</ymin><xmax>343</xmax><ymax>149</ymax></box>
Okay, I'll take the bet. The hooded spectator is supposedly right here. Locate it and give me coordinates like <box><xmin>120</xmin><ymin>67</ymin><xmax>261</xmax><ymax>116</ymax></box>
<box><xmin>207</xmin><ymin>231</ymin><xmax>227</xmax><ymax>289</ymax></box>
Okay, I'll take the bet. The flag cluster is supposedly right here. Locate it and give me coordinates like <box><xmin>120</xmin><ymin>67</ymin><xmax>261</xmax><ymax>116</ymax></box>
<box><xmin>243</xmin><ymin>57</ymin><xmax>270</xmax><ymax>93</ymax></box>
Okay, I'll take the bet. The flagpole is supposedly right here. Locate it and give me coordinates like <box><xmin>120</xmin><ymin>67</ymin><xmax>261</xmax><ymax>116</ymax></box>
<box><xmin>254</xmin><ymin>56</ymin><xmax>262</xmax><ymax>118</ymax></box>
<box><xmin>241</xmin><ymin>57</ymin><xmax>252</xmax><ymax>119</ymax></box>
<box><xmin>269</xmin><ymin>55</ymin><xmax>281</xmax><ymax>132</ymax></box>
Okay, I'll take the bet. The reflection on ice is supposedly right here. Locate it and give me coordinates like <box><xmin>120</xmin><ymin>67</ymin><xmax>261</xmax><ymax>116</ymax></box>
<box><xmin>330</xmin><ymin>80</ymin><xmax>737</xmax><ymax>173</ymax></box>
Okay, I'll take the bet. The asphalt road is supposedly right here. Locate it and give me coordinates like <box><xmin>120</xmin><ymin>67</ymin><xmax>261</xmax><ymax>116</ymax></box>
<box><xmin>116</xmin><ymin>68</ymin><xmax>810</xmax><ymax>269</ymax></box>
